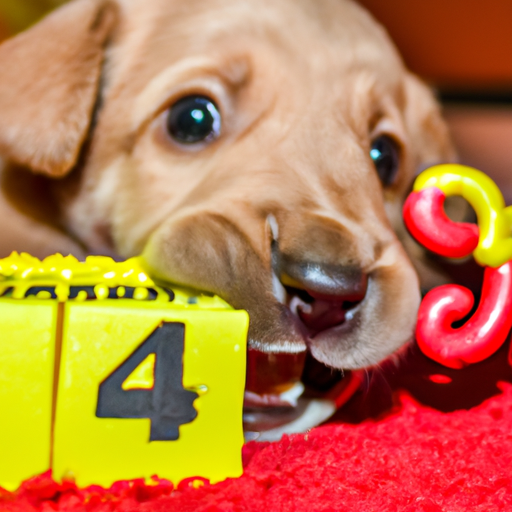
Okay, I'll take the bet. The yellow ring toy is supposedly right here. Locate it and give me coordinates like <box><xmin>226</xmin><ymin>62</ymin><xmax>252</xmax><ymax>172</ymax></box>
<box><xmin>414</xmin><ymin>164</ymin><xmax>512</xmax><ymax>268</ymax></box>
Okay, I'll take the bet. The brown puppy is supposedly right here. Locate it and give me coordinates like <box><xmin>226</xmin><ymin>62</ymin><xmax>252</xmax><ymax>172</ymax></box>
<box><xmin>0</xmin><ymin>0</ymin><xmax>453</xmax><ymax>372</ymax></box>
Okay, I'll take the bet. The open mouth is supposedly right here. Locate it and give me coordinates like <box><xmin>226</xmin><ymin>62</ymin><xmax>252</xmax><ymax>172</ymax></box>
<box><xmin>243</xmin><ymin>350</ymin><xmax>362</xmax><ymax>441</ymax></box>
<box><xmin>243</xmin><ymin>286</ymin><xmax>365</xmax><ymax>441</ymax></box>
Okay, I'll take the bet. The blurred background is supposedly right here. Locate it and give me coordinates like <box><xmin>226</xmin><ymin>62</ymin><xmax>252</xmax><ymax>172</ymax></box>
<box><xmin>1</xmin><ymin>0</ymin><xmax>512</xmax><ymax>200</ymax></box>
<box><xmin>358</xmin><ymin>0</ymin><xmax>512</xmax><ymax>203</ymax></box>
<box><xmin>0</xmin><ymin>0</ymin><xmax>65</xmax><ymax>37</ymax></box>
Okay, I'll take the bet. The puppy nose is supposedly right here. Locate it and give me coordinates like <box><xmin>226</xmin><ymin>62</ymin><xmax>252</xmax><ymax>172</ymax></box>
<box><xmin>278</xmin><ymin>257</ymin><xmax>368</xmax><ymax>336</ymax></box>
<box><xmin>279</xmin><ymin>257</ymin><xmax>368</xmax><ymax>301</ymax></box>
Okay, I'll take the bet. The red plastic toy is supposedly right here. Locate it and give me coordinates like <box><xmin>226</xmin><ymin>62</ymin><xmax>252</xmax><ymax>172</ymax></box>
<box><xmin>403</xmin><ymin>164</ymin><xmax>512</xmax><ymax>369</ymax></box>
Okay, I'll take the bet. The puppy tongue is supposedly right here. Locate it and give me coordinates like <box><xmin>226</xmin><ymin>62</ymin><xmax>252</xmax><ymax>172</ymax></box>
<box><xmin>298</xmin><ymin>298</ymin><xmax>346</xmax><ymax>335</ymax></box>
<box><xmin>244</xmin><ymin>350</ymin><xmax>307</xmax><ymax>408</ymax></box>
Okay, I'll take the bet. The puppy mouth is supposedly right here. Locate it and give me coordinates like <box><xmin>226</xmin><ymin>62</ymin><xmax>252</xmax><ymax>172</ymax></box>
<box><xmin>243</xmin><ymin>349</ymin><xmax>362</xmax><ymax>441</ymax></box>
<box><xmin>242</xmin><ymin>284</ymin><xmax>365</xmax><ymax>440</ymax></box>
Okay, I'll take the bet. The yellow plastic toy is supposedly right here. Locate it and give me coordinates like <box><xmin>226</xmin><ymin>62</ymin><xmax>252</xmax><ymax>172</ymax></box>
<box><xmin>0</xmin><ymin>253</ymin><xmax>249</xmax><ymax>491</ymax></box>
<box><xmin>414</xmin><ymin>164</ymin><xmax>512</xmax><ymax>268</ymax></box>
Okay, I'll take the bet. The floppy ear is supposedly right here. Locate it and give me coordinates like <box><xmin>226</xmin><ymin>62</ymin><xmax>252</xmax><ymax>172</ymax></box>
<box><xmin>0</xmin><ymin>0</ymin><xmax>118</xmax><ymax>177</ymax></box>
<box><xmin>403</xmin><ymin>72</ymin><xmax>456</xmax><ymax>171</ymax></box>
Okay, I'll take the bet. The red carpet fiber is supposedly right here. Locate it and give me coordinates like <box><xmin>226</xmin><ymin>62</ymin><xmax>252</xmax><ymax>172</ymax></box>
<box><xmin>2</xmin><ymin>343</ymin><xmax>512</xmax><ymax>512</ymax></box>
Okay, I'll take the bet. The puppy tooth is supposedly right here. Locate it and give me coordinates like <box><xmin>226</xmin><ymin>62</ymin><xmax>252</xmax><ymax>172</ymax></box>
<box><xmin>266</xmin><ymin>214</ymin><xmax>279</xmax><ymax>240</ymax></box>
<box><xmin>278</xmin><ymin>381</ymin><xmax>305</xmax><ymax>407</ymax></box>
<box><xmin>345</xmin><ymin>309</ymin><xmax>356</xmax><ymax>321</ymax></box>
<box><xmin>272</xmin><ymin>269</ymin><xmax>287</xmax><ymax>304</ymax></box>
<box><xmin>289</xmin><ymin>295</ymin><xmax>313</xmax><ymax>315</ymax></box>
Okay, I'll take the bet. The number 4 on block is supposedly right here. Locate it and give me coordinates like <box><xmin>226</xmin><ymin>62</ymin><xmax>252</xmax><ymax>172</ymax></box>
<box><xmin>96</xmin><ymin>322</ymin><xmax>199</xmax><ymax>442</ymax></box>
<box><xmin>0</xmin><ymin>299</ymin><xmax>248</xmax><ymax>490</ymax></box>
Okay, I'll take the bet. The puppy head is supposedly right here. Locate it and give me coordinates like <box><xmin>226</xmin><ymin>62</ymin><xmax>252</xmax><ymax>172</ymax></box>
<box><xmin>0</xmin><ymin>0</ymin><xmax>454</xmax><ymax>369</ymax></box>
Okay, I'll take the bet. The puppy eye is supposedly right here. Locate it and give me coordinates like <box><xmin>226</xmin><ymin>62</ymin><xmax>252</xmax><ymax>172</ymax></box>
<box><xmin>370</xmin><ymin>135</ymin><xmax>400</xmax><ymax>186</ymax></box>
<box><xmin>166</xmin><ymin>95</ymin><xmax>221</xmax><ymax>144</ymax></box>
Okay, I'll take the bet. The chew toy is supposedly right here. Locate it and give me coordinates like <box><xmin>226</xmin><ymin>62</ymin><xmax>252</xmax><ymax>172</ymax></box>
<box><xmin>404</xmin><ymin>164</ymin><xmax>512</xmax><ymax>369</ymax></box>
<box><xmin>0</xmin><ymin>253</ymin><xmax>249</xmax><ymax>491</ymax></box>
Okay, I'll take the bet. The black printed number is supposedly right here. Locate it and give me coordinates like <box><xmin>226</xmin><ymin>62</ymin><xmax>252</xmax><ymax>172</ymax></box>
<box><xmin>96</xmin><ymin>322</ymin><xmax>198</xmax><ymax>441</ymax></box>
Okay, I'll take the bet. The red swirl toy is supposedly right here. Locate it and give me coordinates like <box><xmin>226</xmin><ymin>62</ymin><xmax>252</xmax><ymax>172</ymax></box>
<box><xmin>403</xmin><ymin>164</ymin><xmax>512</xmax><ymax>369</ymax></box>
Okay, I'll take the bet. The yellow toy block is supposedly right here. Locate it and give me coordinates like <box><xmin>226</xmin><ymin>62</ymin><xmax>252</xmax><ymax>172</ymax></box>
<box><xmin>0</xmin><ymin>253</ymin><xmax>249</xmax><ymax>490</ymax></box>
<box><xmin>53</xmin><ymin>302</ymin><xmax>248</xmax><ymax>487</ymax></box>
<box><xmin>0</xmin><ymin>300</ymin><xmax>58</xmax><ymax>491</ymax></box>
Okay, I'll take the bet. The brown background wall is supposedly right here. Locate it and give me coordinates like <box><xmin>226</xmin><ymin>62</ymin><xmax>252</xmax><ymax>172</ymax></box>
<box><xmin>358</xmin><ymin>0</ymin><xmax>512</xmax><ymax>92</ymax></box>
<box><xmin>2</xmin><ymin>1</ymin><xmax>511</xmax><ymax>92</ymax></box>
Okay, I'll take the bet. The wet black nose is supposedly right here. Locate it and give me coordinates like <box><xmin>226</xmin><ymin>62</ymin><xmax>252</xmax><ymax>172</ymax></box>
<box><xmin>279</xmin><ymin>256</ymin><xmax>368</xmax><ymax>301</ymax></box>
<box><xmin>277</xmin><ymin>255</ymin><xmax>368</xmax><ymax>336</ymax></box>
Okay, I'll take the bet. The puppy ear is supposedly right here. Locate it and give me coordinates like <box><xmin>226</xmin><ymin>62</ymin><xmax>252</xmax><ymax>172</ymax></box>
<box><xmin>403</xmin><ymin>72</ymin><xmax>456</xmax><ymax>171</ymax></box>
<box><xmin>0</xmin><ymin>0</ymin><xmax>118</xmax><ymax>177</ymax></box>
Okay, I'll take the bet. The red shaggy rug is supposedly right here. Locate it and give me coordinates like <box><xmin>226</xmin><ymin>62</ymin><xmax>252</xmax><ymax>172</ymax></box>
<box><xmin>2</xmin><ymin>342</ymin><xmax>512</xmax><ymax>512</ymax></box>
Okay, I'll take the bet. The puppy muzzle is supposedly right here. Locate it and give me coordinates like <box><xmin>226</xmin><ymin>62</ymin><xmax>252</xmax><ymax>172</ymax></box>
<box><xmin>142</xmin><ymin>210</ymin><xmax>420</xmax><ymax>369</ymax></box>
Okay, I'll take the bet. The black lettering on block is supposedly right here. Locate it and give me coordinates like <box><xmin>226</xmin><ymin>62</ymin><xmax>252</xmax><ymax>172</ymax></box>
<box><xmin>96</xmin><ymin>322</ymin><xmax>198</xmax><ymax>441</ymax></box>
